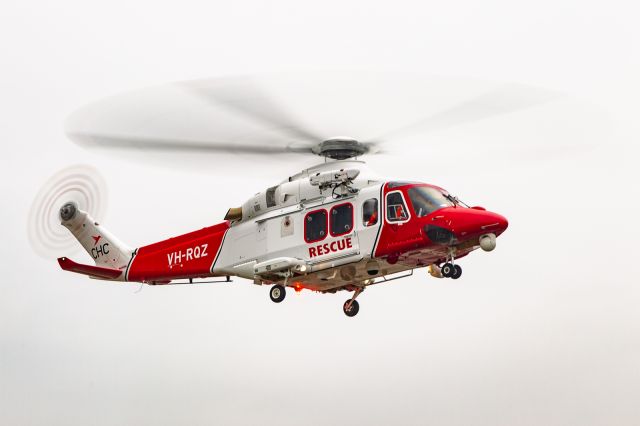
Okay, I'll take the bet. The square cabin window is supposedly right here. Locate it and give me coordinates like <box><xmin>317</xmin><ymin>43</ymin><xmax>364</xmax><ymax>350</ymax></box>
<box><xmin>305</xmin><ymin>209</ymin><xmax>327</xmax><ymax>243</ymax></box>
<box><xmin>330</xmin><ymin>203</ymin><xmax>353</xmax><ymax>237</ymax></box>
<box><xmin>386</xmin><ymin>191</ymin><xmax>409</xmax><ymax>222</ymax></box>
<box><xmin>362</xmin><ymin>198</ymin><xmax>378</xmax><ymax>227</ymax></box>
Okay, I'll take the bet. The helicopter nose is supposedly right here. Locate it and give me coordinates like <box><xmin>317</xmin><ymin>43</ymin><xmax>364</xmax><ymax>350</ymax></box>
<box><xmin>477</xmin><ymin>210</ymin><xmax>508</xmax><ymax>235</ymax></box>
<box><xmin>425</xmin><ymin>207</ymin><xmax>508</xmax><ymax>244</ymax></box>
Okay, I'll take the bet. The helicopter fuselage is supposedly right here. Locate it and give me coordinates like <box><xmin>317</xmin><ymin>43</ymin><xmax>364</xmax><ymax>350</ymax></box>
<box><xmin>113</xmin><ymin>161</ymin><xmax>508</xmax><ymax>293</ymax></box>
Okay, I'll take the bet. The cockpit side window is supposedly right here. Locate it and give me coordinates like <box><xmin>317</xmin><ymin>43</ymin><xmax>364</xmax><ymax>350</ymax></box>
<box><xmin>407</xmin><ymin>186</ymin><xmax>454</xmax><ymax>217</ymax></box>
<box><xmin>386</xmin><ymin>191</ymin><xmax>409</xmax><ymax>222</ymax></box>
<box><xmin>362</xmin><ymin>198</ymin><xmax>378</xmax><ymax>227</ymax></box>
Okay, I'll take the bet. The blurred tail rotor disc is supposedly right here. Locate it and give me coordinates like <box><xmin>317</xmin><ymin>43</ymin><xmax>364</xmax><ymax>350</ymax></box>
<box><xmin>27</xmin><ymin>164</ymin><xmax>108</xmax><ymax>260</ymax></box>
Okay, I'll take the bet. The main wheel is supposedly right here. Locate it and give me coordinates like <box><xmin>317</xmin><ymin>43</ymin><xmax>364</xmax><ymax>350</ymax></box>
<box><xmin>343</xmin><ymin>299</ymin><xmax>360</xmax><ymax>317</ymax></box>
<box><xmin>451</xmin><ymin>264</ymin><xmax>462</xmax><ymax>279</ymax></box>
<box><xmin>441</xmin><ymin>263</ymin><xmax>455</xmax><ymax>278</ymax></box>
<box><xmin>270</xmin><ymin>285</ymin><xmax>286</xmax><ymax>303</ymax></box>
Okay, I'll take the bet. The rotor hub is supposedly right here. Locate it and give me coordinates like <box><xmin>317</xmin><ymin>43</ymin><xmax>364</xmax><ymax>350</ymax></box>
<box><xmin>59</xmin><ymin>202</ymin><xmax>78</xmax><ymax>222</ymax></box>
<box><xmin>314</xmin><ymin>137</ymin><xmax>369</xmax><ymax>160</ymax></box>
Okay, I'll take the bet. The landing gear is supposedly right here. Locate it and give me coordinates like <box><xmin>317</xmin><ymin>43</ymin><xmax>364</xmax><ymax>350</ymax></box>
<box><xmin>343</xmin><ymin>299</ymin><xmax>359</xmax><ymax>317</ymax></box>
<box><xmin>442</xmin><ymin>262</ymin><xmax>455</xmax><ymax>278</ymax></box>
<box><xmin>451</xmin><ymin>264</ymin><xmax>462</xmax><ymax>279</ymax></box>
<box><xmin>343</xmin><ymin>287</ymin><xmax>363</xmax><ymax>317</ymax></box>
<box><xmin>270</xmin><ymin>284</ymin><xmax>286</xmax><ymax>303</ymax></box>
<box><xmin>441</xmin><ymin>247</ymin><xmax>463</xmax><ymax>279</ymax></box>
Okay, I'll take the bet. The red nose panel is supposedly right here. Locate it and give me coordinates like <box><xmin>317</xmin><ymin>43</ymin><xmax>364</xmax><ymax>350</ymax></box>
<box><xmin>374</xmin><ymin>183</ymin><xmax>508</xmax><ymax>261</ymax></box>
<box><xmin>429</xmin><ymin>207</ymin><xmax>508</xmax><ymax>239</ymax></box>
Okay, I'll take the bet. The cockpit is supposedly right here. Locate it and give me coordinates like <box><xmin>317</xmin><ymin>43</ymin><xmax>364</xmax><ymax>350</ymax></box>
<box><xmin>407</xmin><ymin>185</ymin><xmax>457</xmax><ymax>217</ymax></box>
<box><xmin>385</xmin><ymin>182</ymin><xmax>466</xmax><ymax>222</ymax></box>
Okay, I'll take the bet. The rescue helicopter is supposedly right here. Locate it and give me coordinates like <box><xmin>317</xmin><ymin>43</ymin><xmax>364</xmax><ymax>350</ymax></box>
<box><xmin>45</xmin><ymin>73</ymin><xmax>528</xmax><ymax>317</ymax></box>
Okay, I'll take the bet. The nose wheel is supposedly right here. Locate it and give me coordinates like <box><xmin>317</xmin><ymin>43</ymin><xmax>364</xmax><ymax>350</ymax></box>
<box><xmin>452</xmin><ymin>264</ymin><xmax>462</xmax><ymax>279</ymax></box>
<box><xmin>442</xmin><ymin>263</ymin><xmax>462</xmax><ymax>279</ymax></box>
<box><xmin>441</xmin><ymin>255</ymin><xmax>462</xmax><ymax>279</ymax></box>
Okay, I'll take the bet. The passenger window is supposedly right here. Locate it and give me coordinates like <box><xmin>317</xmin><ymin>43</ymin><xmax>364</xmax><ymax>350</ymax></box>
<box><xmin>362</xmin><ymin>199</ymin><xmax>378</xmax><ymax>227</ymax></box>
<box><xmin>386</xmin><ymin>191</ymin><xmax>409</xmax><ymax>222</ymax></box>
<box><xmin>305</xmin><ymin>210</ymin><xmax>327</xmax><ymax>242</ymax></box>
<box><xmin>330</xmin><ymin>203</ymin><xmax>353</xmax><ymax>236</ymax></box>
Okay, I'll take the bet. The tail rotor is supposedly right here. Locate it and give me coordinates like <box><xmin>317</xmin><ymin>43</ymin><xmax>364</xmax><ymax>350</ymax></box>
<box><xmin>27</xmin><ymin>164</ymin><xmax>108</xmax><ymax>260</ymax></box>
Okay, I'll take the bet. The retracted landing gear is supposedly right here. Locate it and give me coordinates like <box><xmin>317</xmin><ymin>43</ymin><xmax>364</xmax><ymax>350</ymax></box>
<box><xmin>343</xmin><ymin>287</ymin><xmax>363</xmax><ymax>317</ymax></box>
<box><xmin>270</xmin><ymin>284</ymin><xmax>286</xmax><ymax>303</ymax></box>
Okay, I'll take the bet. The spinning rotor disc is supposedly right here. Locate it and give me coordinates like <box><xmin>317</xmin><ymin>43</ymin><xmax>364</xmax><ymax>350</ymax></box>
<box><xmin>64</xmin><ymin>72</ymin><xmax>564</xmax><ymax>165</ymax></box>
<box><xmin>28</xmin><ymin>165</ymin><xmax>108</xmax><ymax>259</ymax></box>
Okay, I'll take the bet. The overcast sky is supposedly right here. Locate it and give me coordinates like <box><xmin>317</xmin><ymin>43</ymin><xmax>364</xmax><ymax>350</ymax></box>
<box><xmin>1</xmin><ymin>1</ymin><xmax>639</xmax><ymax>425</ymax></box>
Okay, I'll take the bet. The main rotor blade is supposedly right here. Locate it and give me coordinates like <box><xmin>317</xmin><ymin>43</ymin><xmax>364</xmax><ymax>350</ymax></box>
<box><xmin>67</xmin><ymin>132</ymin><xmax>312</xmax><ymax>154</ymax></box>
<box><xmin>376</xmin><ymin>83</ymin><xmax>562</xmax><ymax>142</ymax></box>
<box><xmin>180</xmin><ymin>77</ymin><xmax>324</xmax><ymax>145</ymax></box>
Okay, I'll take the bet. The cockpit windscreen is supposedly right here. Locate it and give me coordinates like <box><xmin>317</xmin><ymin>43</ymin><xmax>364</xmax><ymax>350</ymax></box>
<box><xmin>408</xmin><ymin>186</ymin><xmax>455</xmax><ymax>217</ymax></box>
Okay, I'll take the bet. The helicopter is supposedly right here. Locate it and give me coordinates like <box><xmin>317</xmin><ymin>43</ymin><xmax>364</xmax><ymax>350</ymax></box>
<box><xmin>47</xmin><ymin>73</ymin><xmax>527</xmax><ymax>317</ymax></box>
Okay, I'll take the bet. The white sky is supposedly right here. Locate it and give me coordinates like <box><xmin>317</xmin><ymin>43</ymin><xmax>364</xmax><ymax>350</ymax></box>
<box><xmin>1</xmin><ymin>1</ymin><xmax>639</xmax><ymax>425</ymax></box>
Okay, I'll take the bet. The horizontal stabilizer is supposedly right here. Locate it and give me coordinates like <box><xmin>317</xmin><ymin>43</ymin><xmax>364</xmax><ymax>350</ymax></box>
<box><xmin>57</xmin><ymin>257</ymin><xmax>123</xmax><ymax>280</ymax></box>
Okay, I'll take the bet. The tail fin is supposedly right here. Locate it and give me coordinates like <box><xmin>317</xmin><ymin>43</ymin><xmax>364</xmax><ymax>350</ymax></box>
<box><xmin>59</xmin><ymin>202</ymin><xmax>132</xmax><ymax>270</ymax></box>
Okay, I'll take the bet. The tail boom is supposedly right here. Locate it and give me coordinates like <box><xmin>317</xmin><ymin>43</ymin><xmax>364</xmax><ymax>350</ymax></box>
<box><xmin>125</xmin><ymin>222</ymin><xmax>230</xmax><ymax>283</ymax></box>
<box><xmin>58</xmin><ymin>202</ymin><xmax>230</xmax><ymax>284</ymax></box>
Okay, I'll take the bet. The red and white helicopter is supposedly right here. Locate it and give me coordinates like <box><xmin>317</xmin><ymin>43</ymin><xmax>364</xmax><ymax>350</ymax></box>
<box><xmin>51</xmin><ymin>74</ymin><xmax>520</xmax><ymax>317</ymax></box>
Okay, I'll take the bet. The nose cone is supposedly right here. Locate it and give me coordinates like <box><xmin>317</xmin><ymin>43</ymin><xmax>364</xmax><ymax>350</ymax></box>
<box><xmin>428</xmin><ymin>207</ymin><xmax>508</xmax><ymax>240</ymax></box>
<box><xmin>482</xmin><ymin>210</ymin><xmax>508</xmax><ymax>235</ymax></box>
